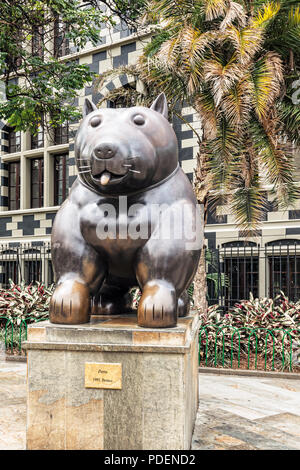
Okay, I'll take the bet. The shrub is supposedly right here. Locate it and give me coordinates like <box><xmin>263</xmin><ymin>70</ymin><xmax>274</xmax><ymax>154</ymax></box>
<box><xmin>0</xmin><ymin>280</ymin><xmax>54</xmax><ymax>327</ymax></box>
<box><xmin>199</xmin><ymin>293</ymin><xmax>300</xmax><ymax>370</ymax></box>
<box><xmin>0</xmin><ymin>280</ymin><xmax>55</xmax><ymax>353</ymax></box>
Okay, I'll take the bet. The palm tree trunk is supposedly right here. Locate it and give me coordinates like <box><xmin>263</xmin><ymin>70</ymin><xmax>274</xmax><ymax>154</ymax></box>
<box><xmin>193</xmin><ymin>247</ymin><xmax>207</xmax><ymax>312</ymax></box>
<box><xmin>192</xmin><ymin>141</ymin><xmax>209</xmax><ymax>312</ymax></box>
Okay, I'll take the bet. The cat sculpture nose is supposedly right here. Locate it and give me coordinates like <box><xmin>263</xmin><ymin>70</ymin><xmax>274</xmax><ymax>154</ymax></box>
<box><xmin>94</xmin><ymin>142</ymin><xmax>117</xmax><ymax>159</ymax></box>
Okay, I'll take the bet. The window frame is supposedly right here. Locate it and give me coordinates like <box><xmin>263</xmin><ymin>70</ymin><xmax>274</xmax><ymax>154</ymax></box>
<box><xmin>53</xmin><ymin>153</ymin><xmax>68</xmax><ymax>206</ymax></box>
<box><xmin>54</xmin><ymin>16</ymin><xmax>70</xmax><ymax>57</ymax></box>
<box><xmin>8</xmin><ymin>161</ymin><xmax>21</xmax><ymax>211</ymax></box>
<box><xmin>31</xmin><ymin>121</ymin><xmax>44</xmax><ymax>150</ymax></box>
<box><xmin>30</xmin><ymin>157</ymin><xmax>44</xmax><ymax>209</ymax></box>
<box><xmin>8</xmin><ymin>130</ymin><xmax>21</xmax><ymax>153</ymax></box>
<box><xmin>32</xmin><ymin>26</ymin><xmax>44</xmax><ymax>59</ymax></box>
<box><xmin>53</xmin><ymin>122</ymin><xmax>69</xmax><ymax>145</ymax></box>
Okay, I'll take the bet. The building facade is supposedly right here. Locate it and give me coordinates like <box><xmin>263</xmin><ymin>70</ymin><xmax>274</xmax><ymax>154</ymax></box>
<box><xmin>0</xmin><ymin>13</ymin><xmax>300</xmax><ymax>304</ymax></box>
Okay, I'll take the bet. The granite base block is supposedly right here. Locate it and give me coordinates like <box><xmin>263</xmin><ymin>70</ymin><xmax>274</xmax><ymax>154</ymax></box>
<box><xmin>24</xmin><ymin>312</ymin><xmax>200</xmax><ymax>450</ymax></box>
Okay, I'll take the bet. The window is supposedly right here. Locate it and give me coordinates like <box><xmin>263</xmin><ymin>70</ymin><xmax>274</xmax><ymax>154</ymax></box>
<box><xmin>31</xmin><ymin>122</ymin><xmax>44</xmax><ymax>149</ymax></box>
<box><xmin>53</xmin><ymin>122</ymin><xmax>69</xmax><ymax>145</ymax></box>
<box><xmin>54</xmin><ymin>17</ymin><xmax>70</xmax><ymax>57</ymax></box>
<box><xmin>8</xmin><ymin>130</ymin><xmax>21</xmax><ymax>153</ymax></box>
<box><xmin>8</xmin><ymin>162</ymin><xmax>20</xmax><ymax>210</ymax></box>
<box><xmin>265</xmin><ymin>239</ymin><xmax>300</xmax><ymax>247</ymax></box>
<box><xmin>31</xmin><ymin>158</ymin><xmax>44</xmax><ymax>208</ymax></box>
<box><xmin>54</xmin><ymin>153</ymin><xmax>68</xmax><ymax>205</ymax></box>
<box><xmin>24</xmin><ymin>260</ymin><xmax>42</xmax><ymax>284</ymax></box>
<box><xmin>32</xmin><ymin>26</ymin><xmax>44</xmax><ymax>58</ymax></box>
<box><xmin>267</xmin><ymin>242</ymin><xmax>300</xmax><ymax>301</ymax></box>
<box><xmin>48</xmin><ymin>260</ymin><xmax>54</xmax><ymax>284</ymax></box>
<box><xmin>0</xmin><ymin>261</ymin><xmax>18</xmax><ymax>288</ymax></box>
<box><xmin>224</xmin><ymin>256</ymin><xmax>259</xmax><ymax>308</ymax></box>
<box><xmin>6</xmin><ymin>31</ymin><xmax>22</xmax><ymax>70</ymax></box>
<box><xmin>268</xmin><ymin>256</ymin><xmax>300</xmax><ymax>300</ymax></box>
<box><xmin>222</xmin><ymin>241</ymin><xmax>257</xmax><ymax>248</ymax></box>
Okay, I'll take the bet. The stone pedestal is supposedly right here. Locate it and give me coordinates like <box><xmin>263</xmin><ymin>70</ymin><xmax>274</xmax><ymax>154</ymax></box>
<box><xmin>24</xmin><ymin>311</ymin><xmax>200</xmax><ymax>450</ymax></box>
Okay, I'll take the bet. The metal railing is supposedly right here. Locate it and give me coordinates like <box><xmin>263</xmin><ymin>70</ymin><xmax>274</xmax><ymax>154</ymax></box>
<box><xmin>1</xmin><ymin>317</ymin><xmax>299</xmax><ymax>372</ymax></box>
<box><xmin>1</xmin><ymin>241</ymin><xmax>300</xmax><ymax>306</ymax></box>
<box><xmin>206</xmin><ymin>241</ymin><xmax>300</xmax><ymax>310</ymax></box>
<box><xmin>199</xmin><ymin>325</ymin><xmax>300</xmax><ymax>371</ymax></box>
<box><xmin>0</xmin><ymin>242</ymin><xmax>53</xmax><ymax>288</ymax></box>
<box><xmin>0</xmin><ymin>316</ymin><xmax>47</xmax><ymax>354</ymax></box>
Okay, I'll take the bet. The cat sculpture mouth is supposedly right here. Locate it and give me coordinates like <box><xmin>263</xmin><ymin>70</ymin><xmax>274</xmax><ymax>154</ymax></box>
<box><xmin>91</xmin><ymin>170</ymin><xmax>129</xmax><ymax>186</ymax></box>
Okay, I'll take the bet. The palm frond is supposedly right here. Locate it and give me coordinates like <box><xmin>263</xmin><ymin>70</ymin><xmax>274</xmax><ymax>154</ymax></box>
<box><xmin>219</xmin><ymin>1</ymin><xmax>247</xmax><ymax>30</ymax></box>
<box><xmin>180</xmin><ymin>28</ymin><xmax>214</xmax><ymax>67</ymax></box>
<box><xmin>202</xmin><ymin>0</ymin><xmax>227</xmax><ymax>21</ymax></box>
<box><xmin>252</xmin><ymin>1</ymin><xmax>281</xmax><ymax>28</ymax></box>
<box><xmin>207</xmin><ymin>119</ymin><xmax>242</xmax><ymax>189</ymax></box>
<box><xmin>195</xmin><ymin>87</ymin><xmax>218</xmax><ymax>139</ymax></box>
<box><xmin>284</xmin><ymin>4</ymin><xmax>300</xmax><ymax>48</ymax></box>
<box><xmin>156</xmin><ymin>36</ymin><xmax>181</xmax><ymax>70</ymax></box>
<box><xmin>250</xmin><ymin>117</ymin><xmax>300</xmax><ymax>207</ymax></box>
<box><xmin>230</xmin><ymin>185</ymin><xmax>268</xmax><ymax>234</ymax></box>
<box><xmin>277</xmin><ymin>97</ymin><xmax>300</xmax><ymax>146</ymax></box>
<box><xmin>226</xmin><ymin>25</ymin><xmax>264</xmax><ymax>64</ymax></box>
<box><xmin>203</xmin><ymin>58</ymin><xmax>242</xmax><ymax>106</ymax></box>
<box><xmin>220</xmin><ymin>75</ymin><xmax>253</xmax><ymax>126</ymax></box>
<box><xmin>143</xmin><ymin>30</ymin><xmax>172</xmax><ymax>57</ymax></box>
<box><xmin>250</xmin><ymin>51</ymin><xmax>283</xmax><ymax>119</ymax></box>
<box><xmin>288</xmin><ymin>4</ymin><xmax>300</xmax><ymax>26</ymax></box>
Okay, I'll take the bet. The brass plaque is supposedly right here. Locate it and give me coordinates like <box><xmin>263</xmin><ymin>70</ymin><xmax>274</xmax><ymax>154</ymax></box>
<box><xmin>85</xmin><ymin>363</ymin><xmax>122</xmax><ymax>389</ymax></box>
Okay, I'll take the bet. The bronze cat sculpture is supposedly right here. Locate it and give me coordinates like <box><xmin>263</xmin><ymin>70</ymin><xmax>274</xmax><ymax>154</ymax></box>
<box><xmin>49</xmin><ymin>93</ymin><xmax>202</xmax><ymax>328</ymax></box>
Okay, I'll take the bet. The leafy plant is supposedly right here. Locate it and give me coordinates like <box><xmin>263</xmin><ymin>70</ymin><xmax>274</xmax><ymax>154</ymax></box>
<box><xmin>199</xmin><ymin>292</ymin><xmax>300</xmax><ymax>370</ymax></box>
<box><xmin>0</xmin><ymin>280</ymin><xmax>54</xmax><ymax>327</ymax></box>
<box><xmin>0</xmin><ymin>280</ymin><xmax>55</xmax><ymax>353</ymax></box>
<box><xmin>130</xmin><ymin>286</ymin><xmax>141</xmax><ymax>309</ymax></box>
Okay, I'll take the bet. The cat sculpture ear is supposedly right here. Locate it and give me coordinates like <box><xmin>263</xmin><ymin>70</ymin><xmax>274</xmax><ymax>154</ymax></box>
<box><xmin>150</xmin><ymin>93</ymin><xmax>168</xmax><ymax>120</ymax></box>
<box><xmin>83</xmin><ymin>98</ymin><xmax>97</xmax><ymax>117</ymax></box>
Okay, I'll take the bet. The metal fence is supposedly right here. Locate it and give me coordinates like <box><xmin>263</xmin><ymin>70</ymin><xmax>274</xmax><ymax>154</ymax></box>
<box><xmin>206</xmin><ymin>241</ymin><xmax>300</xmax><ymax>309</ymax></box>
<box><xmin>1</xmin><ymin>240</ymin><xmax>300</xmax><ymax>308</ymax></box>
<box><xmin>1</xmin><ymin>318</ymin><xmax>299</xmax><ymax>371</ymax></box>
<box><xmin>199</xmin><ymin>325</ymin><xmax>300</xmax><ymax>372</ymax></box>
<box><xmin>0</xmin><ymin>240</ymin><xmax>300</xmax><ymax>370</ymax></box>
<box><xmin>0</xmin><ymin>242</ymin><xmax>53</xmax><ymax>288</ymax></box>
<box><xmin>0</xmin><ymin>317</ymin><xmax>46</xmax><ymax>355</ymax></box>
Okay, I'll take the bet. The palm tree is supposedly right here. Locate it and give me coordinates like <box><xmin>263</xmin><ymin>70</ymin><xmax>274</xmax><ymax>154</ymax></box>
<box><xmin>96</xmin><ymin>0</ymin><xmax>300</xmax><ymax>310</ymax></box>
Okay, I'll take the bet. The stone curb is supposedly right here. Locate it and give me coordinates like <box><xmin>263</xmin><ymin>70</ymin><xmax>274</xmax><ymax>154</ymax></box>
<box><xmin>199</xmin><ymin>366</ymin><xmax>300</xmax><ymax>380</ymax></box>
<box><xmin>5</xmin><ymin>355</ymin><xmax>26</xmax><ymax>363</ymax></box>
<box><xmin>4</xmin><ymin>357</ymin><xmax>300</xmax><ymax>377</ymax></box>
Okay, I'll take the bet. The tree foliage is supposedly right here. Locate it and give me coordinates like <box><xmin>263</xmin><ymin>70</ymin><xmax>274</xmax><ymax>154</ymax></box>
<box><xmin>0</xmin><ymin>0</ymin><xmax>146</xmax><ymax>133</ymax></box>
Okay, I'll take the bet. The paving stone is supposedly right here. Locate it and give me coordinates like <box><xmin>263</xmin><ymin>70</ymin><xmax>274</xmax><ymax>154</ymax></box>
<box><xmin>1</xmin><ymin>360</ymin><xmax>300</xmax><ymax>450</ymax></box>
<box><xmin>255</xmin><ymin>413</ymin><xmax>300</xmax><ymax>437</ymax></box>
<box><xmin>192</xmin><ymin>374</ymin><xmax>300</xmax><ymax>450</ymax></box>
<box><xmin>213</xmin><ymin>425</ymin><xmax>298</xmax><ymax>450</ymax></box>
